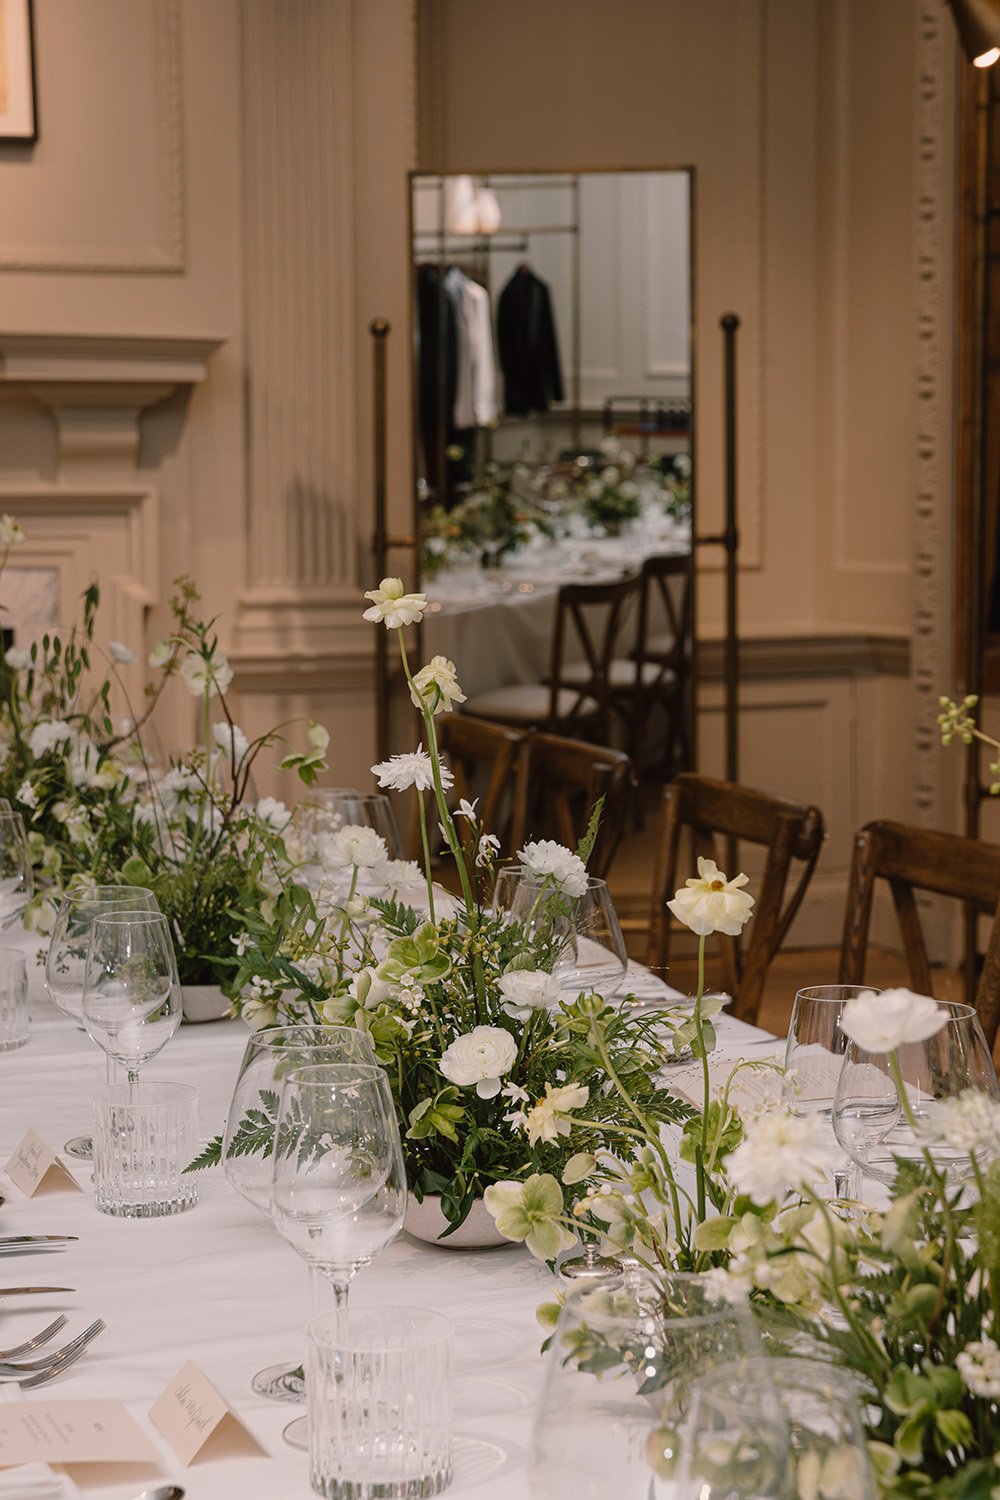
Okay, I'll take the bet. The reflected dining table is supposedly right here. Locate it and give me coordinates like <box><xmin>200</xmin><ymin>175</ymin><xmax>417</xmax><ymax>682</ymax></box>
<box><xmin>0</xmin><ymin>932</ymin><xmax>773</xmax><ymax>1499</ymax></box>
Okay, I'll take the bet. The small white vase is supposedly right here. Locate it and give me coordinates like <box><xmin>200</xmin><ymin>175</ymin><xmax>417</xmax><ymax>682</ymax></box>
<box><xmin>404</xmin><ymin>1193</ymin><xmax>510</xmax><ymax>1250</ymax></box>
<box><xmin>181</xmin><ymin>984</ymin><xmax>231</xmax><ymax>1024</ymax></box>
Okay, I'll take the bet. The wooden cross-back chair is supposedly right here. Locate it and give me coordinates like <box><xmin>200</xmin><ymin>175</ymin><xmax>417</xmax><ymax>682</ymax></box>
<box><xmin>462</xmin><ymin>571</ymin><xmax>643</xmax><ymax>742</ymax></box>
<box><xmin>413</xmin><ymin>714</ymin><xmax>525</xmax><ymax>861</ymax></box>
<box><xmin>509</xmin><ymin>732</ymin><xmax>635</xmax><ymax>881</ymax></box>
<box><xmin>839</xmin><ymin>819</ymin><xmax>1000</xmax><ymax>1046</ymax></box>
<box><xmin>632</xmin><ymin>551</ymin><xmax>695</xmax><ymax>772</ymax></box>
<box><xmin>645</xmin><ymin>773</ymin><xmax>826</xmax><ymax>1023</ymax></box>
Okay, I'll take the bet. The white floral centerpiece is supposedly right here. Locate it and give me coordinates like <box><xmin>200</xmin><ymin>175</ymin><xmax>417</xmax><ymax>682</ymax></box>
<box><xmin>215</xmin><ymin>576</ymin><xmax>698</xmax><ymax>1237</ymax></box>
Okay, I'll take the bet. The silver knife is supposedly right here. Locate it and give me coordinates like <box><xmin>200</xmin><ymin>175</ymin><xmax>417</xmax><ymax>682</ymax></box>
<box><xmin>0</xmin><ymin>1236</ymin><xmax>78</xmax><ymax>1246</ymax></box>
<box><xmin>0</xmin><ymin>1287</ymin><xmax>75</xmax><ymax>1295</ymax></box>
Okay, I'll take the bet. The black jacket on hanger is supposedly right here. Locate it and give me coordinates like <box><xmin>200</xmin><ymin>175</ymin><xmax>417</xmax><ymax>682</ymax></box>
<box><xmin>497</xmin><ymin>266</ymin><xmax>565</xmax><ymax>416</ymax></box>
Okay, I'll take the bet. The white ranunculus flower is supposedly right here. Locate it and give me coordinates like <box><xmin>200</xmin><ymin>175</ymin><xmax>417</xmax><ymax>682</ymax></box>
<box><xmin>0</xmin><ymin>515</ymin><xmax>26</xmax><ymax>547</ymax></box>
<box><xmin>180</xmin><ymin>648</ymin><xmax>233</xmax><ymax>699</ymax></box>
<box><xmin>517</xmin><ymin>839</ymin><xmax>589</xmax><ymax>898</ymax></box>
<box><xmin>213</xmin><ymin>722</ymin><xmax>249</xmax><ymax>764</ymax></box>
<box><xmin>524</xmin><ymin>1081</ymin><xmax>589</xmax><ymax>1146</ymax></box>
<box><xmin>439</xmin><ymin>1025</ymin><xmax>517</xmax><ymax>1099</ymax></box>
<box><xmin>254</xmin><ymin>796</ymin><xmax>291</xmax><ymax>832</ymax></box>
<box><xmin>840</xmin><ymin>988</ymin><xmax>949</xmax><ymax>1054</ymax></box>
<box><xmin>149</xmin><ymin>640</ymin><xmax>173</xmax><ymax>668</ymax></box>
<box><xmin>362</xmin><ymin>577</ymin><xmax>427</xmax><ymax>630</ymax></box>
<box><xmin>108</xmin><ymin>641</ymin><xmax>137</xmax><ymax>664</ymax></box>
<box><xmin>4</xmin><ymin>646</ymin><xmax>29</xmax><ymax>671</ymax></box>
<box><xmin>409</xmin><ymin>655</ymin><xmax>466</xmax><ymax>715</ymax></box>
<box><xmin>956</xmin><ymin>1337</ymin><xmax>1000</xmax><ymax>1399</ymax></box>
<box><xmin>498</xmin><ymin>968</ymin><xmax>564</xmax><ymax>1020</ymax></box>
<box><xmin>320</xmin><ymin>824</ymin><xmax>389</xmax><ymax>872</ymax></box>
<box><xmin>667</xmin><ymin>856</ymin><xmax>755</xmax><ymax>937</ymax></box>
<box><xmin>725</xmin><ymin>1107</ymin><xmax>840</xmax><ymax>1206</ymax></box>
<box><xmin>15</xmin><ymin>779</ymin><xmax>37</xmax><ymax>809</ymax></box>
<box><xmin>371</xmin><ymin>746</ymin><xmax>453</xmax><ymax>793</ymax></box>
<box><xmin>27</xmin><ymin>719</ymin><xmax>74</xmax><ymax>758</ymax></box>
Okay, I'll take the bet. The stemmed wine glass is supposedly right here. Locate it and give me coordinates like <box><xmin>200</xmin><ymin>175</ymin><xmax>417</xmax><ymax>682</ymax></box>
<box><xmin>0</xmin><ymin>811</ymin><xmax>33</xmax><ymax>929</ymax></box>
<box><xmin>45</xmin><ymin>884</ymin><xmax>159</xmax><ymax>1159</ymax></box>
<box><xmin>80</xmin><ymin>910</ymin><xmax>182</xmax><ymax>1104</ymax></box>
<box><xmin>269</xmin><ymin>1061</ymin><xmax>406</xmax><ymax>1449</ymax></box>
<box><xmin>782</xmin><ymin>985</ymin><xmax>879</xmax><ymax>1202</ymax></box>
<box><xmin>832</xmin><ymin>999</ymin><xmax>1000</xmax><ymax>1187</ymax></box>
<box><xmin>493</xmin><ymin>869</ymin><xmax>628</xmax><ymax>1000</ymax></box>
<box><xmin>220</xmin><ymin>1024</ymin><xmax>377</xmax><ymax>1409</ymax></box>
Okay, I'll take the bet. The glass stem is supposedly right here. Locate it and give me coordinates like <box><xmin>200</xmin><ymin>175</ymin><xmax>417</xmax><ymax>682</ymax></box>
<box><xmin>325</xmin><ymin>1271</ymin><xmax>352</xmax><ymax>1342</ymax></box>
<box><xmin>127</xmin><ymin>1068</ymin><xmax>140</xmax><ymax>1108</ymax></box>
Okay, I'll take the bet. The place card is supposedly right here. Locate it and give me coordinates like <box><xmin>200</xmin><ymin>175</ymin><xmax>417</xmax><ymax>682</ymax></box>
<box><xmin>150</xmin><ymin>1361</ymin><xmax>267</xmax><ymax>1465</ymax></box>
<box><xmin>3</xmin><ymin>1131</ymin><xmax>83</xmax><ymax>1198</ymax></box>
<box><xmin>0</xmin><ymin>1400</ymin><xmax>159</xmax><ymax>1467</ymax></box>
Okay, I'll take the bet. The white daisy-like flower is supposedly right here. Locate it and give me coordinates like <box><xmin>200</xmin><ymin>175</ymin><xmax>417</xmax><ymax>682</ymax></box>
<box><xmin>4</xmin><ymin>646</ymin><xmax>29</xmax><ymax>671</ymax></box>
<box><xmin>383</xmin><ymin>859</ymin><xmax>425</xmax><ymax>896</ymax></box>
<box><xmin>108</xmin><ymin>641</ymin><xmax>137</xmax><ymax>664</ymax></box>
<box><xmin>371</xmin><ymin>746</ymin><xmax>453</xmax><ymax>794</ymax></box>
<box><xmin>254</xmin><ymin>796</ymin><xmax>291</xmax><ymax>832</ymax></box>
<box><xmin>524</xmin><ymin>1081</ymin><xmax>589</xmax><ymax>1146</ymax></box>
<box><xmin>517</xmin><ymin>839</ymin><xmax>588</xmax><ymax>898</ymax></box>
<box><xmin>957</xmin><ymin>1337</ymin><xmax>1000</xmax><ymax>1399</ymax></box>
<box><xmin>667</xmin><ymin>857</ymin><xmax>755</xmax><ymax>937</ymax></box>
<box><xmin>919</xmin><ymin>1089</ymin><xmax>1000</xmax><ymax>1158</ymax></box>
<box><xmin>180</xmin><ymin>649</ymin><xmax>233</xmax><ymax>699</ymax></box>
<box><xmin>27</xmin><ymin>719</ymin><xmax>74</xmax><ymax>758</ymax></box>
<box><xmin>725</xmin><ymin>1107</ymin><xmax>841</xmax><ymax>1206</ymax></box>
<box><xmin>362</xmin><ymin>577</ymin><xmax>427</xmax><ymax>630</ymax></box>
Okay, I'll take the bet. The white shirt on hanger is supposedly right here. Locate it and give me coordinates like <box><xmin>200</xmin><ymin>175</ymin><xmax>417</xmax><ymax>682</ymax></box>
<box><xmin>445</xmin><ymin>266</ymin><xmax>498</xmax><ymax>428</ymax></box>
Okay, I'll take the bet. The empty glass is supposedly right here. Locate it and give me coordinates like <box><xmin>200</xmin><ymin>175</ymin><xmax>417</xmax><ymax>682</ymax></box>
<box><xmin>293</xmin><ymin>791</ymin><xmax>403</xmax><ymax>874</ymax></box>
<box><xmin>91</xmin><ymin>1080</ymin><xmax>199</xmax><ymax>1218</ymax></box>
<box><xmin>833</xmin><ymin>999</ymin><xmax>1000</xmax><ymax>1186</ymax></box>
<box><xmin>307</xmin><ymin>1306</ymin><xmax>453</xmax><ymax>1500</ymax></box>
<box><xmin>80</xmin><ymin>910</ymin><xmax>182</xmax><ymax>1103</ymax></box>
<box><xmin>494</xmin><ymin>869</ymin><xmax>628</xmax><ymax>1001</ymax></box>
<box><xmin>220</xmin><ymin>1024</ymin><xmax>377</xmax><ymax>1406</ymax></box>
<box><xmin>783</xmin><ymin>984</ymin><xmax>878</xmax><ymax>1200</ymax></box>
<box><xmin>46</xmin><ymin>885</ymin><xmax>159</xmax><ymax>1158</ymax></box>
<box><xmin>0</xmin><ymin>811</ymin><xmax>32</xmax><ymax>929</ymax></box>
<box><xmin>0</xmin><ymin>949</ymin><xmax>28</xmax><ymax>1050</ymax></box>
<box><xmin>527</xmin><ymin>1272</ymin><xmax>763</xmax><ymax>1500</ymax></box>
<box><xmin>270</xmin><ymin>1062</ymin><xmax>406</xmax><ymax>1449</ymax></box>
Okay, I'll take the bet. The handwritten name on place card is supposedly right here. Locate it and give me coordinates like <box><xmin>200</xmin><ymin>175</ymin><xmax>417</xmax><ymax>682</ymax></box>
<box><xmin>0</xmin><ymin>1401</ymin><xmax>159</xmax><ymax>1467</ymax></box>
<box><xmin>150</xmin><ymin>1361</ymin><xmax>266</xmax><ymax>1466</ymax></box>
<box><xmin>3</xmin><ymin>1129</ymin><xmax>82</xmax><ymax>1198</ymax></box>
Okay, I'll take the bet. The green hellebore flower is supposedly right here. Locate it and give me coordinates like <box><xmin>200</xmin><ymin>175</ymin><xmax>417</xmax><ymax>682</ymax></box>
<box><xmin>483</xmin><ymin>1173</ymin><xmax>575</xmax><ymax>1261</ymax></box>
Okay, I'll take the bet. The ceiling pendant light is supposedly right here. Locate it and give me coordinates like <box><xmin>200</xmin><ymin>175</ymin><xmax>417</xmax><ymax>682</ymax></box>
<box><xmin>946</xmin><ymin>0</ymin><xmax>1000</xmax><ymax>66</ymax></box>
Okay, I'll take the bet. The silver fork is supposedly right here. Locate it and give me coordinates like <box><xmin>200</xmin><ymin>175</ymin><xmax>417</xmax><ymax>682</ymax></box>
<box><xmin>16</xmin><ymin>1325</ymin><xmax>106</xmax><ymax>1389</ymax></box>
<box><xmin>0</xmin><ymin>1314</ymin><xmax>68</xmax><ymax>1360</ymax></box>
<box><xmin>0</xmin><ymin>1318</ymin><xmax>105</xmax><ymax>1377</ymax></box>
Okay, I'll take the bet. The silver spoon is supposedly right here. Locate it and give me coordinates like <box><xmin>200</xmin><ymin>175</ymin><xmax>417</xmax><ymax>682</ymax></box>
<box><xmin>130</xmin><ymin>1488</ymin><xmax>185</xmax><ymax>1500</ymax></box>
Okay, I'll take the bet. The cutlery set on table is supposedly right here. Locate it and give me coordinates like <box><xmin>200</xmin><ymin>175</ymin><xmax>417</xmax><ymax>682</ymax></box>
<box><xmin>0</xmin><ymin>1230</ymin><xmax>105</xmax><ymax>1390</ymax></box>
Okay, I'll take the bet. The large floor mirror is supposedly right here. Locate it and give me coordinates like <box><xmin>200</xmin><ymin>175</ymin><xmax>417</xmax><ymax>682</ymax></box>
<box><xmin>407</xmin><ymin>167</ymin><xmax>695</xmax><ymax>779</ymax></box>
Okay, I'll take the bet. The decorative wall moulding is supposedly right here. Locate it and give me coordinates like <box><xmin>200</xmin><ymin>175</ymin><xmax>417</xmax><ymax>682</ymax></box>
<box><xmin>696</xmin><ymin>632</ymin><xmax>911</xmax><ymax>682</ymax></box>
<box><xmin>0</xmin><ymin>331</ymin><xmax>226</xmax><ymax>407</ymax></box>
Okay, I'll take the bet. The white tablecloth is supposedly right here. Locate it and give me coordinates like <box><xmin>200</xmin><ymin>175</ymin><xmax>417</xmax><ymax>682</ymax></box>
<box><xmin>0</xmin><ymin>937</ymin><xmax>770</xmax><ymax>1500</ymax></box>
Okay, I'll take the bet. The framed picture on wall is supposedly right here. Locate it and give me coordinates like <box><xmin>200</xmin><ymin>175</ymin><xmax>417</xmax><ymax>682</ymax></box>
<box><xmin>0</xmin><ymin>0</ymin><xmax>37</xmax><ymax>144</ymax></box>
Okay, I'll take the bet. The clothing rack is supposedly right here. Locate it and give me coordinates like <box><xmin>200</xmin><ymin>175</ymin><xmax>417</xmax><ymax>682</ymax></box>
<box><xmin>412</xmin><ymin>174</ymin><xmax>582</xmax><ymax>494</ymax></box>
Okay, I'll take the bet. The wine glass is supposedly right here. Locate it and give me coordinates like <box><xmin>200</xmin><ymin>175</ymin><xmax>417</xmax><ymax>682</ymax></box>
<box><xmin>492</xmin><ymin>866</ymin><xmax>575</xmax><ymax>978</ymax></box>
<box><xmin>527</xmin><ymin>1272</ymin><xmax>763</xmax><ymax>1500</ymax></box>
<box><xmin>493</xmin><ymin>870</ymin><xmax>628</xmax><ymax>1001</ymax></box>
<box><xmin>0</xmin><ymin>811</ymin><xmax>32</xmax><ymax>929</ymax></box>
<box><xmin>221</xmin><ymin>1024</ymin><xmax>377</xmax><ymax>1408</ymax></box>
<box><xmin>833</xmin><ymin>999</ymin><xmax>1000</xmax><ymax>1187</ymax></box>
<box><xmin>80</xmin><ymin>910</ymin><xmax>182</xmax><ymax>1103</ymax></box>
<box><xmin>45</xmin><ymin>884</ymin><xmax>159</xmax><ymax>1159</ymax></box>
<box><xmin>782</xmin><ymin>985</ymin><xmax>880</xmax><ymax>1201</ymax></box>
<box><xmin>269</xmin><ymin>1061</ymin><xmax>406</xmax><ymax>1449</ymax></box>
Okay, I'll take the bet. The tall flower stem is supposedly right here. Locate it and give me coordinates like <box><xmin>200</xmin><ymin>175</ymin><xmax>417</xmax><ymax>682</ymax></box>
<box><xmin>692</xmin><ymin>934</ymin><xmax>710</xmax><ymax>1217</ymax></box>
<box><xmin>416</xmin><ymin>791</ymin><xmax>436</xmax><ymax>922</ymax></box>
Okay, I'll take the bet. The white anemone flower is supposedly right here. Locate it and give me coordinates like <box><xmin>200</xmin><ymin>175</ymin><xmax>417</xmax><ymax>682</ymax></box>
<box><xmin>362</xmin><ymin>578</ymin><xmax>427</xmax><ymax>630</ymax></box>
<box><xmin>919</xmin><ymin>1089</ymin><xmax>1000</xmax><ymax>1156</ymax></box>
<box><xmin>0</xmin><ymin>516</ymin><xmax>26</xmax><ymax>547</ymax></box>
<box><xmin>180</xmin><ymin>649</ymin><xmax>233</xmax><ymax>699</ymax></box>
<box><xmin>667</xmin><ymin>857</ymin><xmax>755</xmax><ymax>937</ymax></box>
<box><xmin>409</xmin><ymin>655</ymin><xmax>466</xmax><ymax>715</ymax></box>
<box><xmin>213</xmin><ymin>722</ymin><xmax>250</xmax><ymax>764</ymax></box>
<box><xmin>725</xmin><ymin>1107</ymin><xmax>840</xmax><ymax>1206</ymax></box>
<box><xmin>840</xmin><ymin>988</ymin><xmax>949</xmax><ymax>1054</ymax></box>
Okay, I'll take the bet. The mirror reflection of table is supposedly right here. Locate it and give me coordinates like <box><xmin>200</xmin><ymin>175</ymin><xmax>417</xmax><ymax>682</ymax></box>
<box><xmin>423</xmin><ymin>525</ymin><xmax>690</xmax><ymax>701</ymax></box>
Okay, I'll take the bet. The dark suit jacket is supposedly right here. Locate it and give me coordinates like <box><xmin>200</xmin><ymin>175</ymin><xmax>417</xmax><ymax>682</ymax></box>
<box><xmin>497</xmin><ymin>267</ymin><xmax>565</xmax><ymax>416</ymax></box>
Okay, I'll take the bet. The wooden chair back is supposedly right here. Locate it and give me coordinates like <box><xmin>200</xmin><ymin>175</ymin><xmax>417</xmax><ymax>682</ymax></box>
<box><xmin>510</xmin><ymin>732</ymin><xmax>635</xmax><ymax>880</ymax></box>
<box><xmin>547</xmin><ymin>571</ymin><xmax>642</xmax><ymax>738</ymax></box>
<box><xmin>646</xmin><ymin>773</ymin><xmax>826</xmax><ymax>1022</ymax></box>
<box><xmin>630</xmin><ymin>551</ymin><xmax>695</xmax><ymax>772</ymax></box>
<box><xmin>839</xmin><ymin>819</ymin><xmax>1000</xmax><ymax>1045</ymax></box>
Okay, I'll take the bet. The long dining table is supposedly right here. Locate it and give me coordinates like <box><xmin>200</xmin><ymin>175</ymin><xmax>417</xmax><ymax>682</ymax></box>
<box><xmin>0</xmin><ymin>931</ymin><xmax>775</xmax><ymax>1500</ymax></box>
